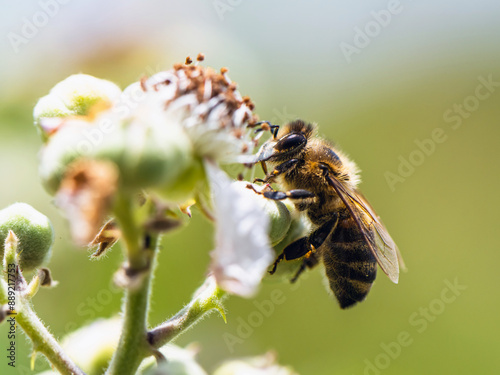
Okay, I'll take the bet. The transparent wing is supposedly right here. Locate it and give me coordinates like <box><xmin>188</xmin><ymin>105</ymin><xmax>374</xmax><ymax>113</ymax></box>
<box><xmin>325</xmin><ymin>175</ymin><xmax>401</xmax><ymax>283</ymax></box>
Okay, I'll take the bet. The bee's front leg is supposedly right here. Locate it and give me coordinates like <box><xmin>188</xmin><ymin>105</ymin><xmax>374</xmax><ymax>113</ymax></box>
<box><xmin>291</xmin><ymin>253</ymin><xmax>320</xmax><ymax>283</ymax></box>
<box><xmin>263</xmin><ymin>189</ymin><xmax>315</xmax><ymax>201</ymax></box>
<box><xmin>254</xmin><ymin>159</ymin><xmax>300</xmax><ymax>184</ymax></box>
<box><xmin>253</xmin><ymin>121</ymin><xmax>280</xmax><ymax>138</ymax></box>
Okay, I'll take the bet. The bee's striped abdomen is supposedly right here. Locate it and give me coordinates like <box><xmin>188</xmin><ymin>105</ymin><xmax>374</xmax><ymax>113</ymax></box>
<box><xmin>322</xmin><ymin>217</ymin><xmax>377</xmax><ymax>309</ymax></box>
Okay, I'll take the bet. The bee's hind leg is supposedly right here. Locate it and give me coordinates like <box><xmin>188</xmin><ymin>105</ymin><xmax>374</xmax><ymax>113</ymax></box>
<box><xmin>269</xmin><ymin>237</ymin><xmax>310</xmax><ymax>275</ymax></box>
<box><xmin>291</xmin><ymin>253</ymin><xmax>319</xmax><ymax>283</ymax></box>
<box><xmin>269</xmin><ymin>216</ymin><xmax>339</xmax><ymax>280</ymax></box>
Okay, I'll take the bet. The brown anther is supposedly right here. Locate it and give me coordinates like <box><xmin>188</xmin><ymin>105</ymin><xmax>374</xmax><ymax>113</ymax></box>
<box><xmin>220</xmin><ymin>67</ymin><xmax>228</xmax><ymax>74</ymax></box>
<box><xmin>197</xmin><ymin>53</ymin><xmax>205</xmax><ymax>62</ymax></box>
<box><xmin>242</xmin><ymin>111</ymin><xmax>250</xmax><ymax>123</ymax></box>
<box><xmin>228</xmin><ymin>82</ymin><xmax>237</xmax><ymax>91</ymax></box>
<box><xmin>233</xmin><ymin>127</ymin><xmax>244</xmax><ymax>138</ymax></box>
<box><xmin>237</xmin><ymin>173</ymin><xmax>244</xmax><ymax>181</ymax></box>
<box><xmin>185</xmin><ymin>56</ymin><xmax>193</xmax><ymax>65</ymax></box>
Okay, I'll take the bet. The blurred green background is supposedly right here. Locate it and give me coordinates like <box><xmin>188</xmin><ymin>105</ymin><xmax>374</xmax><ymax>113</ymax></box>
<box><xmin>1</xmin><ymin>1</ymin><xmax>499</xmax><ymax>374</ymax></box>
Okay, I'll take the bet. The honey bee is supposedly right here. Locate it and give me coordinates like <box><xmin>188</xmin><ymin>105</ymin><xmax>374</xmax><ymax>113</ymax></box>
<box><xmin>253</xmin><ymin>120</ymin><xmax>403</xmax><ymax>308</ymax></box>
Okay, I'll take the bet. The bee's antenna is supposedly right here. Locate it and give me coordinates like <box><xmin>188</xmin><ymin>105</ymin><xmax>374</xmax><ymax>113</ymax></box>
<box><xmin>254</xmin><ymin>121</ymin><xmax>280</xmax><ymax>138</ymax></box>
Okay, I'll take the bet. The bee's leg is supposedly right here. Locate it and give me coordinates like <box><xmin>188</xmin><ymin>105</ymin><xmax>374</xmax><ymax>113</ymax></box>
<box><xmin>254</xmin><ymin>121</ymin><xmax>280</xmax><ymax>138</ymax></box>
<box><xmin>269</xmin><ymin>237</ymin><xmax>310</xmax><ymax>274</ymax></box>
<box><xmin>291</xmin><ymin>253</ymin><xmax>319</xmax><ymax>283</ymax></box>
<box><xmin>261</xmin><ymin>159</ymin><xmax>300</xmax><ymax>183</ymax></box>
<box><xmin>308</xmin><ymin>214</ymin><xmax>339</xmax><ymax>248</ymax></box>
<box><xmin>263</xmin><ymin>189</ymin><xmax>315</xmax><ymax>201</ymax></box>
<box><xmin>269</xmin><ymin>252</ymin><xmax>285</xmax><ymax>274</ymax></box>
<box><xmin>269</xmin><ymin>216</ymin><xmax>338</xmax><ymax>277</ymax></box>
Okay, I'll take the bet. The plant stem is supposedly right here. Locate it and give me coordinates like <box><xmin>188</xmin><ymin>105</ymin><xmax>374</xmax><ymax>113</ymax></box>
<box><xmin>148</xmin><ymin>276</ymin><xmax>226</xmax><ymax>349</ymax></box>
<box><xmin>105</xmin><ymin>194</ymin><xmax>159</xmax><ymax>375</ymax></box>
<box><xmin>1</xmin><ymin>230</ymin><xmax>83</xmax><ymax>374</ymax></box>
<box><xmin>112</xmin><ymin>193</ymin><xmax>147</xmax><ymax>270</ymax></box>
<box><xmin>15</xmin><ymin>299</ymin><xmax>85</xmax><ymax>375</ymax></box>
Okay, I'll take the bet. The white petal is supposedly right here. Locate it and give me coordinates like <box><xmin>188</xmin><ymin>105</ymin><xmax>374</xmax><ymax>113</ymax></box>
<box><xmin>50</xmin><ymin>74</ymin><xmax>122</xmax><ymax>109</ymax></box>
<box><xmin>33</xmin><ymin>94</ymin><xmax>72</xmax><ymax>119</ymax></box>
<box><xmin>206</xmin><ymin>162</ymin><xmax>273</xmax><ymax>298</ymax></box>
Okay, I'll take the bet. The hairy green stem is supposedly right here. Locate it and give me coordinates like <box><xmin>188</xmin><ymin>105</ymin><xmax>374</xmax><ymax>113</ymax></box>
<box><xmin>112</xmin><ymin>193</ymin><xmax>146</xmax><ymax>270</ymax></box>
<box><xmin>16</xmin><ymin>299</ymin><xmax>85</xmax><ymax>375</ymax></box>
<box><xmin>105</xmin><ymin>195</ymin><xmax>159</xmax><ymax>375</ymax></box>
<box><xmin>1</xmin><ymin>232</ymin><xmax>83</xmax><ymax>374</ymax></box>
<box><xmin>148</xmin><ymin>277</ymin><xmax>226</xmax><ymax>349</ymax></box>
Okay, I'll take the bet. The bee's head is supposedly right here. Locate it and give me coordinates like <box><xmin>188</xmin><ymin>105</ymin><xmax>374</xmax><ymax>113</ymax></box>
<box><xmin>256</xmin><ymin>120</ymin><xmax>314</xmax><ymax>162</ymax></box>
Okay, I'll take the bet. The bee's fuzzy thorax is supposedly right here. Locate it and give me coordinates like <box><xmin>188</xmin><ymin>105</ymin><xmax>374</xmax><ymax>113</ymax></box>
<box><xmin>303</xmin><ymin>136</ymin><xmax>361</xmax><ymax>190</ymax></box>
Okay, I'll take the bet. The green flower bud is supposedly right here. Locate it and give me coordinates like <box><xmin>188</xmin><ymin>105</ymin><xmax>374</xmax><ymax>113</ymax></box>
<box><xmin>38</xmin><ymin>106</ymin><xmax>195</xmax><ymax>195</ymax></box>
<box><xmin>38</xmin><ymin>122</ymin><xmax>93</xmax><ymax>194</ymax></box>
<box><xmin>94</xmin><ymin>115</ymin><xmax>193</xmax><ymax>192</ymax></box>
<box><xmin>61</xmin><ymin>317</ymin><xmax>121</xmax><ymax>375</ymax></box>
<box><xmin>0</xmin><ymin>203</ymin><xmax>54</xmax><ymax>271</ymax></box>
<box><xmin>233</xmin><ymin>182</ymin><xmax>291</xmax><ymax>246</ymax></box>
<box><xmin>140</xmin><ymin>345</ymin><xmax>208</xmax><ymax>375</ymax></box>
<box><xmin>154</xmin><ymin>156</ymin><xmax>204</xmax><ymax>203</ymax></box>
<box><xmin>263</xmin><ymin>216</ymin><xmax>312</xmax><ymax>283</ymax></box>
<box><xmin>213</xmin><ymin>353</ymin><xmax>297</xmax><ymax>375</ymax></box>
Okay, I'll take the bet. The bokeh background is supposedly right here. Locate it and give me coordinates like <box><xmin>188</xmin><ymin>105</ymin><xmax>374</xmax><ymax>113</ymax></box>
<box><xmin>1</xmin><ymin>1</ymin><xmax>499</xmax><ymax>374</ymax></box>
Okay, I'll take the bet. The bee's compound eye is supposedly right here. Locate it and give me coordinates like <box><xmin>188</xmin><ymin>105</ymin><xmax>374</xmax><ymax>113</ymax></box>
<box><xmin>275</xmin><ymin>133</ymin><xmax>307</xmax><ymax>152</ymax></box>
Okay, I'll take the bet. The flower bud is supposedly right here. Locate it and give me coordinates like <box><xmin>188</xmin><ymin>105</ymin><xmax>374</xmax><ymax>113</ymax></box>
<box><xmin>140</xmin><ymin>344</ymin><xmax>208</xmax><ymax>375</ymax></box>
<box><xmin>34</xmin><ymin>74</ymin><xmax>121</xmax><ymax>140</ymax></box>
<box><xmin>93</xmin><ymin>103</ymin><xmax>193</xmax><ymax>191</ymax></box>
<box><xmin>38</xmin><ymin>121</ymin><xmax>94</xmax><ymax>194</ymax></box>
<box><xmin>0</xmin><ymin>203</ymin><xmax>54</xmax><ymax>271</ymax></box>
<box><xmin>232</xmin><ymin>182</ymin><xmax>291</xmax><ymax>246</ymax></box>
<box><xmin>61</xmin><ymin>317</ymin><xmax>122</xmax><ymax>375</ymax></box>
<box><xmin>264</xmin><ymin>216</ymin><xmax>311</xmax><ymax>282</ymax></box>
<box><xmin>213</xmin><ymin>352</ymin><xmax>297</xmax><ymax>375</ymax></box>
<box><xmin>153</xmin><ymin>157</ymin><xmax>204</xmax><ymax>203</ymax></box>
<box><xmin>38</xmin><ymin>102</ymin><xmax>194</xmax><ymax>195</ymax></box>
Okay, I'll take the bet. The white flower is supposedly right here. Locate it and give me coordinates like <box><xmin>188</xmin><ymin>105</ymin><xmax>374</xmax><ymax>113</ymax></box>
<box><xmin>140</xmin><ymin>63</ymin><xmax>258</xmax><ymax>163</ymax></box>
<box><xmin>206</xmin><ymin>161</ymin><xmax>273</xmax><ymax>298</ymax></box>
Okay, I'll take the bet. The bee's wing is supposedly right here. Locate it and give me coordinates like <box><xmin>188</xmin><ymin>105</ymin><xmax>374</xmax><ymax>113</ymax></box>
<box><xmin>355</xmin><ymin>191</ymin><xmax>406</xmax><ymax>273</ymax></box>
<box><xmin>325</xmin><ymin>175</ymin><xmax>401</xmax><ymax>284</ymax></box>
